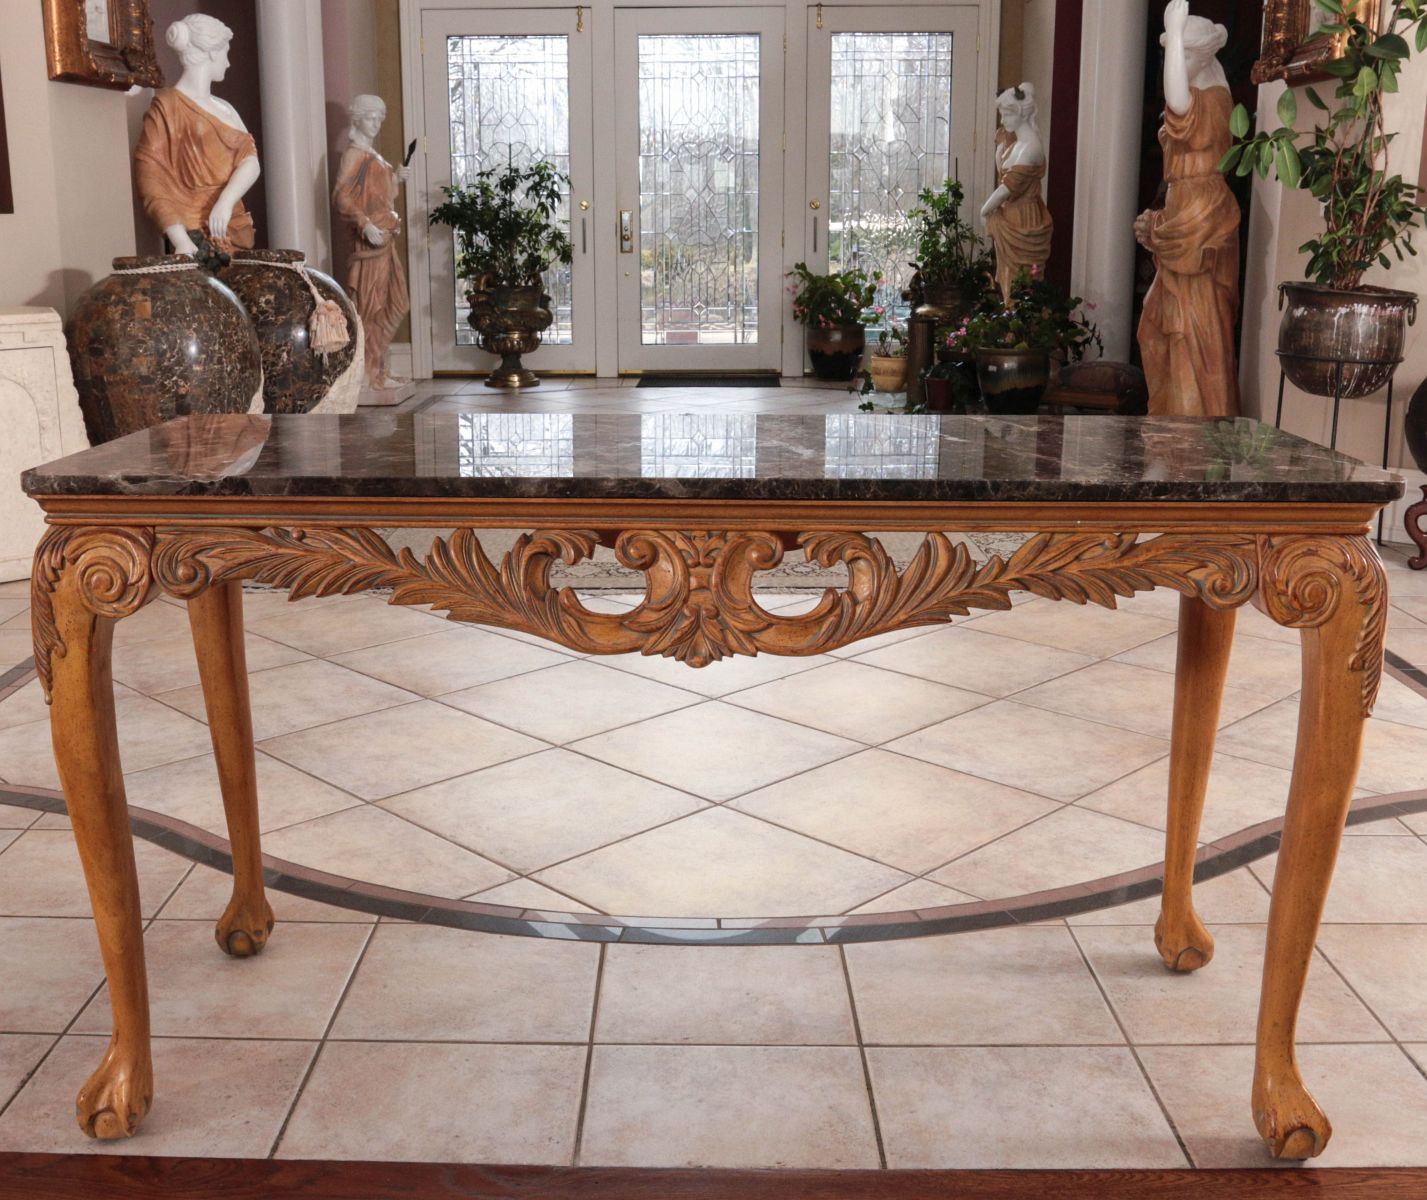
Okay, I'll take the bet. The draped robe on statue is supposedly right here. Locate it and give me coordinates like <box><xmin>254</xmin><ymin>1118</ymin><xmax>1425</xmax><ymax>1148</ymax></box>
<box><xmin>332</xmin><ymin>145</ymin><xmax>409</xmax><ymax>385</ymax></box>
<box><xmin>1138</xmin><ymin>85</ymin><xmax>1241</xmax><ymax>417</ymax></box>
<box><xmin>134</xmin><ymin>88</ymin><xmax>257</xmax><ymax>251</ymax></box>
<box><xmin>986</xmin><ymin>142</ymin><xmax>1053</xmax><ymax>301</ymax></box>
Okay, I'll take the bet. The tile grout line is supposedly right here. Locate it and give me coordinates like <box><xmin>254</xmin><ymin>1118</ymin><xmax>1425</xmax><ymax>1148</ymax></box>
<box><xmin>570</xmin><ymin>942</ymin><xmax>607</xmax><ymax>1167</ymax></box>
<box><xmin>1064</xmin><ymin>924</ymin><xmax>1196</xmax><ymax>1169</ymax></box>
<box><xmin>837</xmin><ymin>944</ymin><xmax>888</xmax><ymax>1170</ymax></box>
<box><xmin>265</xmin><ymin>919</ymin><xmax>380</xmax><ymax>1160</ymax></box>
<box><xmin>0</xmin><ymin>862</ymin><xmax>196</xmax><ymax>1127</ymax></box>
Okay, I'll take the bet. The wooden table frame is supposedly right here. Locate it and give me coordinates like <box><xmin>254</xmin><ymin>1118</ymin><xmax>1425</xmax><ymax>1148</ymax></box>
<box><xmin>28</xmin><ymin>493</ymin><xmax>1389</xmax><ymax>1159</ymax></box>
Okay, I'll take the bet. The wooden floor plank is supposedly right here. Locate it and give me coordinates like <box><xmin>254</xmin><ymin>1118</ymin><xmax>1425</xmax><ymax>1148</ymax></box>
<box><xmin>4</xmin><ymin>1157</ymin><xmax>1427</xmax><ymax>1200</ymax></box>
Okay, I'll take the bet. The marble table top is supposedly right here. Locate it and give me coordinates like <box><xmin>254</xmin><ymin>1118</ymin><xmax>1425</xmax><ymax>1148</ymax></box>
<box><xmin>22</xmin><ymin>411</ymin><xmax>1404</xmax><ymax>505</ymax></box>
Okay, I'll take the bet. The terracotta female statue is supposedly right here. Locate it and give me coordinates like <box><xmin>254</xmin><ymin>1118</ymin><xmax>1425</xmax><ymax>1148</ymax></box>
<box><xmin>134</xmin><ymin>15</ymin><xmax>260</xmax><ymax>268</ymax></box>
<box><xmin>1135</xmin><ymin>0</ymin><xmax>1241</xmax><ymax>417</ymax></box>
<box><xmin>981</xmin><ymin>83</ymin><xmax>1053</xmax><ymax>302</ymax></box>
<box><xmin>332</xmin><ymin>94</ymin><xmax>410</xmax><ymax>391</ymax></box>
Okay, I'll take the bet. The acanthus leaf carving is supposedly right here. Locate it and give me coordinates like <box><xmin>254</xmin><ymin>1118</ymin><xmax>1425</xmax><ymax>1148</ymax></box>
<box><xmin>147</xmin><ymin>525</ymin><xmax>1265</xmax><ymax>668</ymax></box>
<box><xmin>1258</xmin><ymin>535</ymin><xmax>1387</xmax><ymax>716</ymax></box>
<box><xmin>32</xmin><ymin>526</ymin><xmax>155</xmax><ymax>701</ymax></box>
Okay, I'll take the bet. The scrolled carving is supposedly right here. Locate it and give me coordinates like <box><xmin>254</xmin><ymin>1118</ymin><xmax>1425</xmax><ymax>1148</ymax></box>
<box><xmin>31</xmin><ymin>526</ymin><xmax>155</xmax><ymax>700</ymax></box>
<box><xmin>1258</xmin><ymin>535</ymin><xmax>1387</xmax><ymax>715</ymax></box>
<box><xmin>149</xmin><ymin>524</ymin><xmax>1265</xmax><ymax>667</ymax></box>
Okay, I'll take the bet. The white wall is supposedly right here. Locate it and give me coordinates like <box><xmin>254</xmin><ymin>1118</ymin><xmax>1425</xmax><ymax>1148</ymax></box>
<box><xmin>0</xmin><ymin>1</ymin><xmax>137</xmax><ymax>312</ymax></box>
<box><xmin>1242</xmin><ymin>52</ymin><xmax>1427</xmax><ymax>496</ymax></box>
<box><xmin>1019</xmin><ymin>0</ymin><xmax>1057</xmax><ymax>172</ymax></box>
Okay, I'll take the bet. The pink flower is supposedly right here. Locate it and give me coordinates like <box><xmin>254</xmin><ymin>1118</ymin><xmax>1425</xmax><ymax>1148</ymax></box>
<box><xmin>1030</xmin><ymin>264</ymin><xmax>1043</xmax><ymax>279</ymax></box>
<box><xmin>874</xmin><ymin>305</ymin><xmax>886</xmax><ymax>315</ymax></box>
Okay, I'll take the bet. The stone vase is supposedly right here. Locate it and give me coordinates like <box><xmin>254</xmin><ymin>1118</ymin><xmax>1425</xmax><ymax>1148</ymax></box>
<box><xmin>64</xmin><ymin>255</ymin><xmax>262</xmax><ymax>444</ymax></box>
<box><xmin>219</xmin><ymin>250</ymin><xmax>360</xmax><ymax>414</ymax></box>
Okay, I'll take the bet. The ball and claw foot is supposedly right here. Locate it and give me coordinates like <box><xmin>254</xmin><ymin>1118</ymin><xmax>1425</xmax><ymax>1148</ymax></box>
<box><xmin>75</xmin><ymin>1040</ymin><xmax>153</xmax><ymax>1139</ymax></box>
<box><xmin>215</xmin><ymin>894</ymin><xmax>275</xmax><ymax>958</ymax></box>
<box><xmin>1154</xmin><ymin>910</ymin><xmax>1215</xmax><ymax>972</ymax></box>
<box><xmin>1254</xmin><ymin>1070</ymin><xmax>1332</xmax><ymax>1159</ymax></box>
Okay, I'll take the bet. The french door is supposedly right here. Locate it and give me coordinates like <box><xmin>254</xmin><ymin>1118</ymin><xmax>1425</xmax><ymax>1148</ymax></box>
<box><xmin>411</xmin><ymin>2</ymin><xmax>991</xmax><ymax>376</ymax></box>
<box><xmin>614</xmin><ymin>8</ymin><xmax>786</xmax><ymax>371</ymax></box>
<box><xmin>422</xmin><ymin>8</ymin><xmax>597</xmax><ymax>373</ymax></box>
<box><xmin>803</xmin><ymin>6</ymin><xmax>981</xmax><ymax>319</ymax></box>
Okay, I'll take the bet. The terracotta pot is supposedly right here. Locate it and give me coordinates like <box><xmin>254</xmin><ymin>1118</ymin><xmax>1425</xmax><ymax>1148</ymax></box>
<box><xmin>869</xmin><ymin>354</ymin><xmax>908</xmax><ymax>393</ymax></box>
<box><xmin>467</xmin><ymin>279</ymin><xmax>554</xmax><ymax>388</ymax></box>
<box><xmin>64</xmin><ymin>254</ymin><xmax>262</xmax><ymax>444</ymax></box>
<box><xmin>807</xmin><ymin>323</ymin><xmax>866</xmax><ymax>381</ymax></box>
<box><xmin>1277</xmin><ymin>281</ymin><xmax>1417</xmax><ymax>400</ymax></box>
<box><xmin>218</xmin><ymin>249</ymin><xmax>358</xmax><ymax>414</ymax></box>
<box><xmin>973</xmin><ymin>347</ymin><xmax>1050</xmax><ymax>415</ymax></box>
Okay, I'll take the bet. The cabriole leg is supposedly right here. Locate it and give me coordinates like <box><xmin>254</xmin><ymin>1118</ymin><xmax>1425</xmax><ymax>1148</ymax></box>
<box><xmin>187</xmin><ymin>582</ymin><xmax>273</xmax><ymax>957</ymax></box>
<box><xmin>1156</xmin><ymin>593</ymin><xmax>1236</xmax><ymax>972</ymax></box>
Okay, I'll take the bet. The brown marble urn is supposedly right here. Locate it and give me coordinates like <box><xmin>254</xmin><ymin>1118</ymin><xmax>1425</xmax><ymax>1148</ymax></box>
<box><xmin>64</xmin><ymin>255</ymin><xmax>262</xmax><ymax>444</ymax></box>
<box><xmin>219</xmin><ymin>250</ymin><xmax>359</xmax><ymax>414</ymax></box>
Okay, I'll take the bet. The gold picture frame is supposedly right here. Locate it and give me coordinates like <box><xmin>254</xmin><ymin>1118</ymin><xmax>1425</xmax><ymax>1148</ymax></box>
<box><xmin>1252</xmin><ymin>0</ymin><xmax>1383</xmax><ymax>85</ymax></box>
<box><xmin>43</xmin><ymin>0</ymin><xmax>163</xmax><ymax>91</ymax></box>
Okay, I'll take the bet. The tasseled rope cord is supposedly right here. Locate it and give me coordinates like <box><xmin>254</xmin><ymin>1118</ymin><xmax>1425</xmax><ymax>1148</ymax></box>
<box><xmin>264</xmin><ymin>260</ymin><xmax>351</xmax><ymax>358</ymax></box>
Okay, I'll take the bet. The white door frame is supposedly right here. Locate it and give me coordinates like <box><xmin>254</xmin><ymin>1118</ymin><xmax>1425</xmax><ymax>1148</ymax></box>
<box><xmin>400</xmin><ymin>0</ymin><xmax>1000</xmax><ymax>379</ymax></box>
<box><xmin>614</xmin><ymin>6</ymin><xmax>786</xmax><ymax>372</ymax></box>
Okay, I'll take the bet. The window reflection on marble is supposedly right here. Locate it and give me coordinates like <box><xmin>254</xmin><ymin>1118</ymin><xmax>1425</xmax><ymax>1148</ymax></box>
<box><xmin>641</xmin><ymin>414</ymin><xmax>756</xmax><ymax>477</ymax></box>
<box><xmin>824</xmin><ymin>414</ymin><xmax>940</xmax><ymax>478</ymax></box>
<box><xmin>457</xmin><ymin>413</ymin><xmax>574</xmax><ymax>476</ymax></box>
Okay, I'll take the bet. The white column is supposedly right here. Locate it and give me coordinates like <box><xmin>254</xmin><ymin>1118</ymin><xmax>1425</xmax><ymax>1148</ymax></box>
<box><xmin>1070</xmin><ymin>0</ymin><xmax>1149</xmax><ymax>361</ymax></box>
<box><xmin>256</xmin><ymin>0</ymin><xmax>332</xmax><ymax>269</ymax></box>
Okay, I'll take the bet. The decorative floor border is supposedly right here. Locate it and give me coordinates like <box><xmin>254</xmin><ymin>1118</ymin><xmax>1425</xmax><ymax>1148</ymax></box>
<box><xmin>3</xmin><ymin>654</ymin><xmax>1426</xmax><ymax>946</ymax></box>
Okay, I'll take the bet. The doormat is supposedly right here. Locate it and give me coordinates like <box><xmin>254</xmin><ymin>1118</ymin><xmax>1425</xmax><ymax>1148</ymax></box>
<box><xmin>635</xmin><ymin>374</ymin><xmax>781</xmax><ymax>388</ymax></box>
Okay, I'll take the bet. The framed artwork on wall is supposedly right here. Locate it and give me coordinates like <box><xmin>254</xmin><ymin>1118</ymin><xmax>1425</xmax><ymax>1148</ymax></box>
<box><xmin>42</xmin><ymin>0</ymin><xmax>164</xmax><ymax>91</ymax></box>
<box><xmin>0</xmin><ymin>62</ymin><xmax>11</xmax><ymax>215</ymax></box>
<box><xmin>1252</xmin><ymin>0</ymin><xmax>1382</xmax><ymax>84</ymax></box>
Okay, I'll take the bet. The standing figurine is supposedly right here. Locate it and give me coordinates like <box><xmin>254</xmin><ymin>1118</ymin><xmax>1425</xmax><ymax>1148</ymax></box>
<box><xmin>134</xmin><ymin>15</ymin><xmax>260</xmax><ymax>270</ymax></box>
<box><xmin>1135</xmin><ymin>0</ymin><xmax>1241</xmax><ymax>417</ymax></box>
<box><xmin>981</xmin><ymin>83</ymin><xmax>1053</xmax><ymax>303</ymax></box>
<box><xmin>332</xmin><ymin>95</ymin><xmax>411</xmax><ymax>394</ymax></box>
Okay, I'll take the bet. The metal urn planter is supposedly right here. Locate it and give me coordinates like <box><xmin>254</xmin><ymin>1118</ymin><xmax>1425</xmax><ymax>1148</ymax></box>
<box><xmin>467</xmin><ymin>279</ymin><xmax>554</xmax><ymax>389</ymax></box>
<box><xmin>64</xmin><ymin>255</ymin><xmax>262</xmax><ymax>444</ymax></box>
<box><xmin>219</xmin><ymin>250</ymin><xmax>359</xmax><ymax>414</ymax></box>
<box><xmin>974</xmin><ymin>347</ymin><xmax>1050</xmax><ymax>415</ymax></box>
<box><xmin>1277</xmin><ymin>282</ymin><xmax>1417</xmax><ymax>401</ymax></box>
<box><xmin>807</xmin><ymin>323</ymin><xmax>866</xmax><ymax>381</ymax></box>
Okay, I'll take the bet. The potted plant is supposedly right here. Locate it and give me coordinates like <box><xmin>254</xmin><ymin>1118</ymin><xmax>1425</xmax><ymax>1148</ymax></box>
<box><xmin>429</xmin><ymin>161</ymin><xmax>573</xmax><ymax>389</ymax></box>
<box><xmin>946</xmin><ymin>268</ymin><xmax>1100</xmax><ymax>414</ymax></box>
<box><xmin>906</xmin><ymin>179</ymin><xmax>996</xmax><ymax>319</ymax></box>
<box><xmin>1224</xmin><ymin>0</ymin><xmax>1424</xmax><ymax>400</ymax></box>
<box><xmin>859</xmin><ymin>323</ymin><xmax>909</xmax><ymax>393</ymax></box>
<box><xmin>787</xmin><ymin>262</ymin><xmax>878</xmax><ymax>380</ymax></box>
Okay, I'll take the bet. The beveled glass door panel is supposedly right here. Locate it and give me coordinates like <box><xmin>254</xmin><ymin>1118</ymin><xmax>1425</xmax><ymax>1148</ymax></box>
<box><xmin>806</xmin><ymin>7</ymin><xmax>980</xmax><ymax>320</ymax></box>
<box><xmin>615</xmin><ymin>9</ymin><xmax>785</xmax><ymax>371</ymax></box>
<box><xmin>422</xmin><ymin>9</ymin><xmax>595</xmax><ymax>374</ymax></box>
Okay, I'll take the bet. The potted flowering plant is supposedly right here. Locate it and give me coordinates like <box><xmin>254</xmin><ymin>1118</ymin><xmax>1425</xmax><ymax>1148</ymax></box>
<box><xmin>945</xmin><ymin>269</ymin><xmax>1100</xmax><ymax>413</ymax></box>
<box><xmin>787</xmin><ymin>262</ymin><xmax>879</xmax><ymax>380</ymax></box>
<box><xmin>862</xmin><ymin>323</ymin><xmax>909</xmax><ymax>393</ymax></box>
<box><xmin>1225</xmin><ymin>0</ymin><xmax>1425</xmax><ymax>399</ymax></box>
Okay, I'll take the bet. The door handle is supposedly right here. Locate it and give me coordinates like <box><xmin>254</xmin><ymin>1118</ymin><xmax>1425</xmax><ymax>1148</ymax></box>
<box><xmin>582</xmin><ymin>217</ymin><xmax>587</xmax><ymax>255</ymax></box>
<box><xmin>812</xmin><ymin>216</ymin><xmax>818</xmax><ymax>254</ymax></box>
<box><xmin>619</xmin><ymin>210</ymin><xmax>634</xmax><ymax>253</ymax></box>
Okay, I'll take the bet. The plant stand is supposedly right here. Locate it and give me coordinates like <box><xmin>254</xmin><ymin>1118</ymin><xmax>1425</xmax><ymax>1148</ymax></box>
<box><xmin>1274</xmin><ymin>351</ymin><xmax>1400</xmax><ymax>546</ymax></box>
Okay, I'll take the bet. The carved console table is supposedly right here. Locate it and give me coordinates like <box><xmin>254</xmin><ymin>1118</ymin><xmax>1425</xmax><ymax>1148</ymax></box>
<box><xmin>21</xmin><ymin>411</ymin><xmax>1402</xmax><ymax>1159</ymax></box>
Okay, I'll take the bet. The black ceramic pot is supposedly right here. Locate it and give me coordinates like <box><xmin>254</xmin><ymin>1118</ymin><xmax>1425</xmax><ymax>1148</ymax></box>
<box><xmin>219</xmin><ymin>250</ymin><xmax>358</xmax><ymax>414</ymax></box>
<box><xmin>64</xmin><ymin>255</ymin><xmax>262</xmax><ymax>444</ymax></box>
<box><xmin>807</xmin><ymin>323</ymin><xmax>866</xmax><ymax>381</ymax></box>
<box><xmin>1277</xmin><ymin>282</ymin><xmax>1417</xmax><ymax>400</ymax></box>
<box><xmin>974</xmin><ymin>347</ymin><xmax>1050</xmax><ymax>415</ymax></box>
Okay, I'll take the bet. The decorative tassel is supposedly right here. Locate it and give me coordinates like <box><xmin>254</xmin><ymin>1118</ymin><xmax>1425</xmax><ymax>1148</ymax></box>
<box><xmin>309</xmin><ymin>297</ymin><xmax>350</xmax><ymax>356</ymax></box>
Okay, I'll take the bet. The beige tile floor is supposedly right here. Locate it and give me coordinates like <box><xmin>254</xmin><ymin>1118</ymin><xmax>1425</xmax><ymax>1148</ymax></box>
<box><xmin>2</xmin><ymin>385</ymin><xmax>1427</xmax><ymax>1167</ymax></box>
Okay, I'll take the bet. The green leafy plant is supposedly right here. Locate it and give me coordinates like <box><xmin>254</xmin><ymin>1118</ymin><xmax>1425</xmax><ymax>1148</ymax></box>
<box><xmin>429</xmin><ymin>161</ymin><xmax>574</xmax><ymax>288</ymax></box>
<box><xmin>907</xmin><ymin>180</ymin><xmax>995</xmax><ymax>294</ymax></box>
<box><xmin>945</xmin><ymin>269</ymin><xmax>1101</xmax><ymax>360</ymax></box>
<box><xmin>1222</xmin><ymin>0</ymin><xmax>1427</xmax><ymax>288</ymax></box>
<box><xmin>787</xmin><ymin>262</ymin><xmax>879</xmax><ymax>328</ymax></box>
